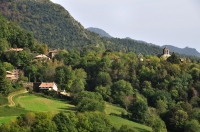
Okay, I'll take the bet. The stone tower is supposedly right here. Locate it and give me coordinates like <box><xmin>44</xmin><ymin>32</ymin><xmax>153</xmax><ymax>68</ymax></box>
<box><xmin>163</xmin><ymin>47</ymin><xmax>170</xmax><ymax>55</ymax></box>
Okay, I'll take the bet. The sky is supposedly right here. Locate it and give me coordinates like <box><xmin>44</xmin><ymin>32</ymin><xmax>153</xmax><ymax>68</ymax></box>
<box><xmin>50</xmin><ymin>0</ymin><xmax>200</xmax><ymax>52</ymax></box>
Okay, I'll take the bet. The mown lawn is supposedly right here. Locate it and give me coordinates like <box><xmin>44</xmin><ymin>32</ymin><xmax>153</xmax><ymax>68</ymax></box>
<box><xmin>0</xmin><ymin>106</ymin><xmax>29</xmax><ymax>117</ymax></box>
<box><xmin>0</xmin><ymin>94</ymin><xmax>75</xmax><ymax>125</ymax></box>
<box><xmin>0</xmin><ymin>116</ymin><xmax>17</xmax><ymax>124</ymax></box>
<box><xmin>0</xmin><ymin>106</ymin><xmax>29</xmax><ymax>125</ymax></box>
<box><xmin>1</xmin><ymin>93</ymin><xmax>152</xmax><ymax>132</ymax></box>
<box><xmin>109</xmin><ymin>115</ymin><xmax>152</xmax><ymax>132</ymax></box>
<box><xmin>14</xmin><ymin>94</ymin><xmax>75</xmax><ymax>113</ymax></box>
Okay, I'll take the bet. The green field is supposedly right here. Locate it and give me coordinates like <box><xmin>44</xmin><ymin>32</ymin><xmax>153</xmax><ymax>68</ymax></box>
<box><xmin>0</xmin><ymin>93</ymin><xmax>152</xmax><ymax>132</ymax></box>
<box><xmin>0</xmin><ymin>116</ymin><xmax>17</xmax><ymax>124</ymax></box>
<box><xmin>109</xmin><ymin>115</ymin><xmax>152</xmax><ymax>132</ymax></box>
<box><xmin>105</xmin><ymin>103</ymin><xmax>127</xmax><ymax>115</ymax></box>
<box><xmin>14</xmin><ymin>94</ymin><xmax>75</xmax><ymax>113</ymax></box>
<box><xmin>105</xmin><ymin>103</ymin><xmax>152</xmax><ymax>132</ymax></box>
<box><xmin>0</xmin><ymin>93</ymin><xmax>75</xmax><ymax>125</ymax></box>
<box><xmin>0</xmin><ymin>106</ymin><xmax>28</xmax><ymax>125</ymax></box>
<box><xmin>0</xmin><ymin>106</ymin><xmax>29</xmax><ymax>117</ymax></box>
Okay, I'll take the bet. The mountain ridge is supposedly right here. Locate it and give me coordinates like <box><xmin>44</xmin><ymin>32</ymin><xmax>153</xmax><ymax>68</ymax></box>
<box><xmin>161</xmin><ymin>45</ymin><xmax>200</xmax><ymax>57</ymax></box>
<box><xmin>88</xmin><ymin>27</ymin><xmax>200</xmax><ymax>57</ymax></box>
<box><xmin>87</xmin><ymin>27</ymin><xmax>113</xmax><ymax>38</ymax></box>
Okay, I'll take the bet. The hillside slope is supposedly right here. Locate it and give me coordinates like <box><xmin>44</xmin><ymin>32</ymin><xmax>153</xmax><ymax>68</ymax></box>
<box><xmin>0</xmin><ymin>0</ymin><xmax>101</xmax><ymax>49</ymax></box>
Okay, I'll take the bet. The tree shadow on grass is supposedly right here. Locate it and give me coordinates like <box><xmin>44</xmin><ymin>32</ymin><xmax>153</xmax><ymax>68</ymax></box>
<box><xmin>134</xmin><ymin>127</ymin><xmax>152</xmax><ymax>132</ymax></box>
<box><xmin>58</xmin><ymin>106</ymin><xmax>76</xmax><ymax>112</ymax></box>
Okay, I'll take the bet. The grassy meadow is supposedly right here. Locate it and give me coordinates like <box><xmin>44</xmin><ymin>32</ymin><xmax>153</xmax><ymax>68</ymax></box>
<box><xmin>0</xmin><ymin>93</ymin><xmax>152</xmax><ymax>131</ymax></box>
<box><xmin>14</xmin><ymin>94</ymin><xmax>75</xmax><ymax>113</ymax></box>
<box><xmin>109</xmin><ymin>115</ymin><xmax>152</xmax><ymax>132</ymax></box>
<box><xmin>105</xmin><ymin>103</ymin><xmax>127</xmax><ymax>115</ymax></box>
<box><xmin>0</xmin><ymin>93</ymin><xmax>75</xmax><ymax>125</ymax></box>
<box><xmin>0</xmin><ymin>116</ymin><xmax>17</xmax><ymax>124</ymax></box>
<box><xmin>106</xmin><ymin>104</ymin><xmax>152</xmax><ymax>132</ymax></box>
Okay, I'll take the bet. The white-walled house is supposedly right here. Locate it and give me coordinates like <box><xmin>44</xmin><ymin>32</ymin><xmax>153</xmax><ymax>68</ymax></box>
<box><xmin>39</xmin><ymin>82</ymin><xmax>58</xmax><ymax>92</ymax></box>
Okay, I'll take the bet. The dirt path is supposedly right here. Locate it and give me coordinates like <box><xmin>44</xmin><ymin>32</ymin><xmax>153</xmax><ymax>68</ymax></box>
<box><xmin>8</xmin><ymin>89</ymin><xmax>28</xmax><ymax>107</ymax></box>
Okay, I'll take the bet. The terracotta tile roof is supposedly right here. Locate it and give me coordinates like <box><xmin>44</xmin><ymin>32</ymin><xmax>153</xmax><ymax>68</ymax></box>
<box><xmin>39</xmin><ymin>82</ymin><xmax>56</xmax><ymax>88</ymax></box>
<box><xmin>49</xmin><ymin>49</ymin><xmax>58</xmax><ymax>53</ymax></box>
<box><xmin>8</xmin><ymin>48</ymin><xmax>23</xmax><ymax>52</ymax></box>
<box><xmin>6</xmin><ymin>74</ymin><xmax>14</xmax><ymax>78</ymax></box>
<box><xmin>6</xmin><ymin>71</ymin><xmax>12</xmax><ymax>74</ymax></box>
<box><xmin>35</xmin><ymin>54</ymin><xmax>49</xmax><ymax>58</ymax></box>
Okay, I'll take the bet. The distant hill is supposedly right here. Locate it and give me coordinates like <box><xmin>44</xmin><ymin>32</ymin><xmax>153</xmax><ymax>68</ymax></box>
<box><xmin>87</xmin><ymin>27</ymin><xmax>113</xmax><ymax>38</ymax></box>
<box><xmin>124</xmin><ymin>37</ymin><xmax>200</xmax><ymax>57</ymax></box>
<box><xmin>125</xmin><ymin>37</ymin><xmax>157</xmax><ymax>46</ymax></box>
<box><xmin>123</xmin><ymin>37</ymin><xmax>200</xmax><ymax>57</ymax></box>
<box><xmin>125</xmin><ymin>37</ymin><xmax>133</xmax><ymax>40</ymax></box>
<box><xmin>161</xmin><ymin>45</ymin><xmax>200</xmax><ymax>57</ymax></box>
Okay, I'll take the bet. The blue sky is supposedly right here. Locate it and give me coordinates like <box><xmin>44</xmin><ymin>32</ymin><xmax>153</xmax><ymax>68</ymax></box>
<box><xmin>51</xmin><ymin>0</ymin><xmax>200</xmax><ymax>52</ymax></box>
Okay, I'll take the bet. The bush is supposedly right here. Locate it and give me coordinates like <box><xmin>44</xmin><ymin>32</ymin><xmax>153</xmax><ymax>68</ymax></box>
<box><xmin>76</xmin><ymin>91</ymin><xmax>106</xmax><ymax>112</ymax></box>
<box><xmin>0</xmin><ymin>93</ymin><xmax>8</xmax><ymax>106</ymax></box>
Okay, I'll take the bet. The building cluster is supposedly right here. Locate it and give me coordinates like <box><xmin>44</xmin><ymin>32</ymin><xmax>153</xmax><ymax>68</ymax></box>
<box><xmin>138</xmin><ymin>47</ymin><xmax>190</xmax><ymax>62</ymax></box>
<box><xmin>33</xmin><ymin>49</ymin><xmax>59</xmax><ymax>61</ymax></box>
<box><xmin>7</xmin><ymin>48</ymin><xmax>59</xmax><ymax>61</ymax></box>
<box><xmin>6</xmin><ymin>70</ymin><xmax>21</xmax><ymax>82</ymax></box>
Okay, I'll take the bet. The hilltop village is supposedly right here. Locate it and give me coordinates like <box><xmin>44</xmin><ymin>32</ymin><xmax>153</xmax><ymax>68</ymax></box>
<box><xmin>5</xmin><ymin>46</ymin><xmax>190</xmax><ymax>94</ymax></box>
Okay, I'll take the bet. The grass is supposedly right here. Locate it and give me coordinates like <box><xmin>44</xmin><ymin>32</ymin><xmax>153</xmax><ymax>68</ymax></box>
<box><xmin>105</xmin><ymin>103</ymin><xmax>152</xmax><ymax>132</ymax></box>
<box><xmin>105</xmin><ymin>103</ymin><xmax>127</xmax><ymax>115</ymax></box>
<box><xmin>0</xmin><ymin>116</ymin><xmax>17</xmax><ymax>124</ymax></box>
<box><xmin>1</xmin><ymin>93</ymin><xmax>152</xmax><ymax>132</ymax></box>
<box><xmin>14</xmin><ymin>94</ymin><xmax>75</xmax><ymax>114</ymax></box>
<box><xmin>109</xmin><ymin>115</ymin><xmax>152</xmax><ymax>132</ymax></box>
<box><xmin>0</xmin><ymin>106</ymin><xmax>29</xmax><ymax>117</ymax></box>
<box><xmin>0</xmin><ymin>106</ymin><xmax>29</xmax><ymax>125</ymax></box>
<box><xmin>0</xmin><ymin>93</ymin><xmax>75</xmax><ymax>125</ymax></box>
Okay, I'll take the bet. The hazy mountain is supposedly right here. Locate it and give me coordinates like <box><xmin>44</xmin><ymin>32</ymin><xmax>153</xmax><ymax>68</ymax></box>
<box><xmin>124</xmin><ymin>35</ymin><xmax>200</xmax><ymax>57</ymax></box>
<box><xmin>87</xmin><ymin>27</ymin><xmax>113</xmax><ymax>38</ymax></box>
<box><xmin>161</xmin><ymin>45</ymin><xmax>200</xmax><ymax>57</ymax></box>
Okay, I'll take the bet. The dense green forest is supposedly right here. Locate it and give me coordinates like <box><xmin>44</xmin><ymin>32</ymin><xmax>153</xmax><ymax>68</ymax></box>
<box><xmin>0</xmin><ymin>111</ymin><xmax>141</xmax><ymax>132</ymax></box>
<box><xmin>0</xmin><ymin>0</ymin><xmax>102</xmax><ymax>49</ymax></box>
<box><xmin>1</xmin><ymin>0</ymin><xmax>200</xmax><ymax>131</ymax></box>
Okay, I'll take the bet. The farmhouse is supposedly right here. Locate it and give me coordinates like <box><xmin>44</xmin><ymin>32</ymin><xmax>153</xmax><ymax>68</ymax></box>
<box><xmin>33</xmin><ymin>82</ymin><xmax>58</xmax><ymax>92</ymax></box>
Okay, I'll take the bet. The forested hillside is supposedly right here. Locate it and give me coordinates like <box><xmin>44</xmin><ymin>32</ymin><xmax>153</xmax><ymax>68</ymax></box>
<box><xmin>1</xmin><ymin>0</ymin><xmax>199</xmax><ymax>60</ymax></box>
<box><xmin>0</xmin><ymin>0</ymin><xmax>102</xmax><ymax>49</ymax></box>
<box><xmin>0</xmin><ymin>13</ymin><xmax>43</xmax><ymax>104</ymax></box>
